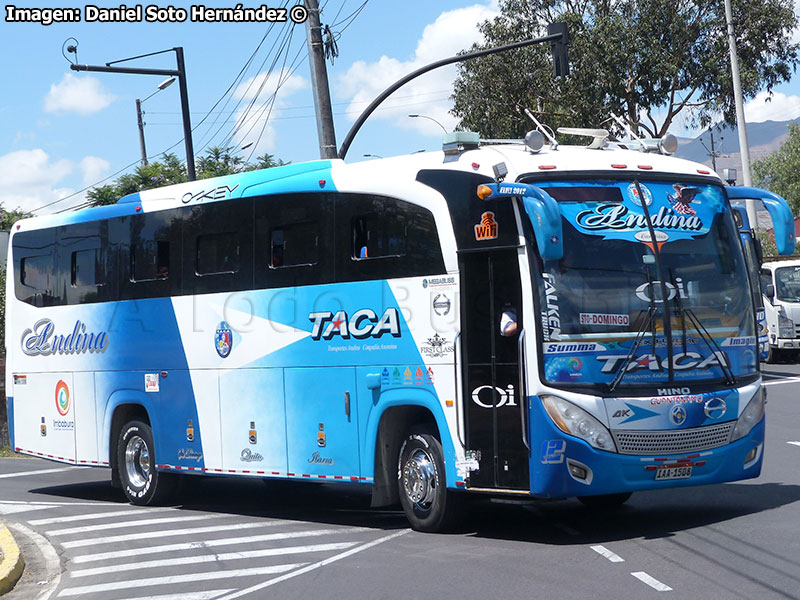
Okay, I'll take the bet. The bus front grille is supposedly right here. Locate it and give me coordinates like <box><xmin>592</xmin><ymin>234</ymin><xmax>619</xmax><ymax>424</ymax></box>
<box><xmin>612</xmin><ymin>422</ymin><xmax>735</xmax><ymax>455</ymax></box>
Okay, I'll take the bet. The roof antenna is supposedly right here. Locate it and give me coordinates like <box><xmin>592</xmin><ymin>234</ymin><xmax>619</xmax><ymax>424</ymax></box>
<box><xmin>610</xmin><ymin>112</ymin><xmax>647</xmax><ymax>151</ymax></box>
<box><xmin>523</xmin><ymin>108</ymin><xmax>559</xmax><ymax>150</ymax></box>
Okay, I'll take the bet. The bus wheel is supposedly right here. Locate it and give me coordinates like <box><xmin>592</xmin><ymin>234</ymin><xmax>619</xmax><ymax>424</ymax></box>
<box><xmin>118</xmin><ymin>420</ymin><xmax>175</xmax><ymax>505</ymax></box>
<box><xmin>398</xmin><ymin>429</ymin><xmax>462</xmax><ymax>532</ymax></box>
<box><xmin>764</xmin><ymin>346</ymin><xmax>779</xmax><ymax>364</ymax></box>
<box><xmin>577</xmin><ymin>492</ymin><xmax>632</xmax><ymax>508</ymax></box>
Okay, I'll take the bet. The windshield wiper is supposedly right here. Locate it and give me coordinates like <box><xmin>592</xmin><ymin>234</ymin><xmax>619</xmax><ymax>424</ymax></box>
<box><xmin>668</xmin><ymin>270</ymin><xmax>737</xmax><ymax>386</ymax></box>
<box><xmin>608</xmin><ymin>270</ymin><xmax>659</xmax><ymax>392</ymax></box>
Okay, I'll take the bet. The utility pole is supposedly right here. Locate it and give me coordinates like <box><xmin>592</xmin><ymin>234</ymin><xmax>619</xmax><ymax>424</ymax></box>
<box><xmin>724</xmin><ymin>0</ymin><xmax>757</xmax><ymax>226</ymax></box>
<box><xmin>136</xmin><ymin>99</ymin><xmax>147</xmax><ymax>166</ymax></box>
<box><xmin>305</xmin><ymin>0</ymin><xmax>337</xmax><ymax>159</ymax></box>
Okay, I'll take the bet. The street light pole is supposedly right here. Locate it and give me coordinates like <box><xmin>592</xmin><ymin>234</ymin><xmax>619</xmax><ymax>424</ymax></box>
<box><xmin>723</xmin><ymin>0</ymin><xmax>757</xmax><ymax>226</ymax></box>
<box><xmin>408</xmin><ymin>114</ymin><xmax>448</xmax><ymax>134</ymax></box>
<box><xmin>135</xmin><ymin>77</ymin><xmax>175</xmax><ymax>168</ymax></box>
<box><xmin>69</xmin><ymin>47</ymin><xmax>197</xmax><ymax>180</ymax></box>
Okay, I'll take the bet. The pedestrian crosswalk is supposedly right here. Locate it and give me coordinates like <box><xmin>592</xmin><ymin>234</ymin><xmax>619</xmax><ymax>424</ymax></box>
<box><xmin>5</xmin><ymin>498</ymin><xmax>408</xmax><ymax>599</ymax></box>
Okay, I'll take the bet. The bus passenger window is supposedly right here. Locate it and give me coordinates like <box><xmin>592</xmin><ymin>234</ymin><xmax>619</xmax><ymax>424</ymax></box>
<box><xmin>270</xmin><ymin>222</ymin><xmax>318</xmax><ymax>269</ymax></box>
<box><xmin>132</xmin><ymin>241</ymin><xmax>170</xmax><ymax>281</ymax></box>
<box><xmin>351</xmin><ymin>214</ymin><xmax>407</xmax><ymax>260</ymax></box>
<box><xmin>196</xmin><ymin>233</ymin><xmax>239</xmax><ymax>275</ymax></box>
<box><xmin>20</xmin><ymin>255</ymin><xmax>53</xmax><ymax>294</ymax></box>
<box><xmin>71</xmin><ymin>249</ymin><xmax>106</xmax><ymax>287</ymax></box>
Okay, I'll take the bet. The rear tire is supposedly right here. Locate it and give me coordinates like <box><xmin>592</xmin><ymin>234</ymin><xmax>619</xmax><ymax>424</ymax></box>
<box><xmin>398</xmin><ymin>429</ymin><xmax>463</xmax><ymax>532</ymax></box>
<box><xmin>577</xmin><ymin>492</ymin><xmax>632</xmax><ymax>508</ymax></box>
<box><xmin>117</xmin><ymin>420</ymin><xmax>176</xmax><ymax>505</ymax></box>
<box><xmin>764</xmin><ymin>345</ymin><xmax>778</xmax><ymax>364</ymax></box>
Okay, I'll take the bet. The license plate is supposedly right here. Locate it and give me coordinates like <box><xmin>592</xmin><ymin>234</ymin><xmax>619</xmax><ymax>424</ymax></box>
<box><xmin>654</xmin><ymin>466</ymin><xmax>692</xmax><ymax>480</ymax></box>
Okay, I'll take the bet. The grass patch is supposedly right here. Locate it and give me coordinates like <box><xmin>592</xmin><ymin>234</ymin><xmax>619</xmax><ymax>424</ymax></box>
<box><xmin>0</xmin><ymin>445</ymin><xmax>20</xmax><ymax>457</ymax></box>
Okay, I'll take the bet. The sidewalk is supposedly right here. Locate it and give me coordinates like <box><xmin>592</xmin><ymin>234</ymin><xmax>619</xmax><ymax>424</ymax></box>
<box><xmin>0</xmin><ymin>521</ymin><xmax>24</xmax><ymax>595</ymax></box>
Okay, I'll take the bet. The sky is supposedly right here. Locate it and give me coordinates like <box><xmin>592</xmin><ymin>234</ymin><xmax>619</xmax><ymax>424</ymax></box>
<box><xmin>2</xmin><ymin>0</ymin><xmax>800</xmax><ymax>215</ymax></box>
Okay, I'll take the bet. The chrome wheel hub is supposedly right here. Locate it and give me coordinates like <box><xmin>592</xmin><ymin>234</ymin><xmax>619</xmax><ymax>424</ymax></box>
<box><xmin>402</xmin><ymin>448</ymin><xmax>436</xmax><ymax>509</ymax></box>
<box><xmin>125</xmin><ymin>435</ymin><xmax>151</xmax><ymax>489</ymax></box>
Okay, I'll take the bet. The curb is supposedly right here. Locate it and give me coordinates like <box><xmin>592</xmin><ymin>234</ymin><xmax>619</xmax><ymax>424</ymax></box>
<box><xmin>0</xmin><ymin>522</ymin><xmax>25</xmax><ymax>595</ymax></box>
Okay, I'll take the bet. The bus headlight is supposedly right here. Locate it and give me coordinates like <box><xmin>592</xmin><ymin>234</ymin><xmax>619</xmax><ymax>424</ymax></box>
<box><xmin>541</xmin><ymin>395</ymin><xmax>617</xmax><ymax>452</ymax></box>
<box><xmin>731</xmin><ymin>387</ymin><xmax>765</xmax><ymax>442</ymax></box>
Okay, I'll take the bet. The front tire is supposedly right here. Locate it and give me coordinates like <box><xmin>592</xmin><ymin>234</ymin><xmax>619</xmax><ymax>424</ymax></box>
<box><xmin>117</xmin><ymin>420</ymin><xmax>176</xmax><ymax>505</ymax></box>
<box><xmin>398</xmin><ymin>429</ymin><xmax>463</xmax><ymax>532</ymax></box>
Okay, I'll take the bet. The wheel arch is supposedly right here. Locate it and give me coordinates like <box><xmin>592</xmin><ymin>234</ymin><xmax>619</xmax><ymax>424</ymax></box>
<box><xmin>365</xmin><ymin>388</ymin><xmax>458</xmax><ymax>508</ymax></box>
<box><xmin>104</xmin><ymin>392</ymin><xmax>154</xmax><ymax>481</ymax></box>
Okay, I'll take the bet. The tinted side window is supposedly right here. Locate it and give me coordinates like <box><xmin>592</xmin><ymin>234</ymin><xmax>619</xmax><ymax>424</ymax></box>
<box><xmin>13</xmin><ymin>227</ymin><xmax>59</xmax><ymax>307</ymax></box>
<box><xmin>335</xmin><ymin>193</ymin><xmax>445</xmax><ymax>282</ymax></box>
<box><xmin>183</xmin><ymin>197</ymin><xmax>253</xmax><ymax>295</ymax></box>
<box><xmin>59</xmin><ymin>221</ymin><xmax>109</xmax><ymax>305</ymax></box>
<box><xmin>254</xmin><ymin>193</ymin><xmax>334</xmax><ymax>289</ymax></box>
<box><xmin>71</xmin><ymin>248</ymin><xmax>105</xmax><ymax>287</ymax></box>
<box><xmin>271</xmin><ymin>222</ymin><xmax>319</xmax><ymax>268</ymax></box>
<box><xmin>116</xmin><ymin>208</ymin><xmax>181</xmax><ymax>301</ymax></box>
<box><xmin>197</xmin><ymin>232</ymin><xmax>239</xmax><ymax>275</ymax></box>
<box><xmin>352</xmin><ymin>214</ymin><xmax>406</xmax><ymax>259</ymax></box>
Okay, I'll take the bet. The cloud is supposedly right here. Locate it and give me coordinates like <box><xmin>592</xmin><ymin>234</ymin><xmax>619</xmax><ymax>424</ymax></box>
<box><xmin>0</xmin><ymin>149</ymin><xmax>76</xmax><ymax>213</ymax></box>
<box><xmin>228</xmin><ymin>69</ymin><xmax>308</xmax><ymax>156</ymax></box>
<box><xmin>744</xmin><ymin>91</ymin><xmax>800</xmax><ymax>123</ymax></box>
<box><xmin>79</xmin><ymin>156</ymin><xmax>111</xmax><ymax>187</ymax></box>
<box><xmin>335</xmin><ymin>2</ymin><xmax>500</xmax><ymax>135</ymax></box>
<box><xmin>44</xmin><ymin>74</ymin><xmax>116</xmax><ymax>115</ymax></box>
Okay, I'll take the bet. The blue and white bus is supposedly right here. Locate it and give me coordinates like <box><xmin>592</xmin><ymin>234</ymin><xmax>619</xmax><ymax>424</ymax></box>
<box><xmin>5</xmin><ymin>131</ymin><xmax>795</xmax><ymax>531</ymax></box>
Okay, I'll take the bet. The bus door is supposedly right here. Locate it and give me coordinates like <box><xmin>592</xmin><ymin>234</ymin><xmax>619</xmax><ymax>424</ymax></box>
<box><xmin>460</xmin><ymin>248</ymin><xmax>529</xmax><ymax>490</ymax></box>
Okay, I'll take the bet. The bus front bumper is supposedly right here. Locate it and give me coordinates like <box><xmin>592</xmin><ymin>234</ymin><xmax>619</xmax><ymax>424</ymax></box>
<box><xmin>530</xmin><ymin>402</ymin><xmax>765</xmax><ymax>499</ymax></box>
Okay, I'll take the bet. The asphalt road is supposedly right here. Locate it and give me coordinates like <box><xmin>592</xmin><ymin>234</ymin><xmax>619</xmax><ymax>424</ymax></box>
<box><xmin>2</xmin><ymin>362</ymin><xmax>799</xmax><ymax>600</ymax></box>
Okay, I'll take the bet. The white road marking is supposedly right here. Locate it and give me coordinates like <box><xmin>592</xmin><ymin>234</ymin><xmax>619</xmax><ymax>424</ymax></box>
<box><xmin>30</xmin><ymin>507</ymin><xmax>170</xmax><ymax>526</ymax></box>
<box><xmin>216</xmin><ymin>529</ymin><xmax>410</xmax><ymax>600</ymax></box>
<box><xmin>763</xmin><ymin>376</ymin><xmax>800</xmax><ymax>387</ymax></box>
<box><xmin>590</xmin><ymin>545</ymin><xmax>625</xmax><ymax>563</ymax></box>
<box><xmin>116</xmin><ymin>592</ymin><xmax>233</xmax><ymax>600</ymax></box>
<box><xmin>46</xmin><ymin>514</ymin><xmax>213</xmax><ymax>536</ymax></box>
<box><xmin>0</xmin><ymin>467</ymin><xmax>80</xmax><ymax>479</ymax></box>
<box><xmin>71</xmin><ymin>526</ymin><xmax>369</xmax><ymax>561</ymax></box>
<box><xmin>57</xmin><ymin>564</ymin><xmax>305</xmax><ymax>597</ymax></box>
<box><xmin>787</xmin><ymin>442</ymin><xmax>800</xmax><ymax>447</ymax></box>
<box><xmin>70</xmin><ymin>541</ymin><xmax>357</xmax><ymax>577</ymax></box>
<box><xmin>0</xmin><ymin>502</ymin><xmax>59</xmax><ymax>516</ymax></box>
<box><xmin>631</xmin><ymin>571</ymin><xmax>673</xmax><ymax>591</ymax></box>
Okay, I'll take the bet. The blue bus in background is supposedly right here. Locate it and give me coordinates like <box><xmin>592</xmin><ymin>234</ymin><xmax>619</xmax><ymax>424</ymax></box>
<box><xmin>6</xmin><ymin>131</ymin><xmax>795</xmax><ymax>531</ymax></box>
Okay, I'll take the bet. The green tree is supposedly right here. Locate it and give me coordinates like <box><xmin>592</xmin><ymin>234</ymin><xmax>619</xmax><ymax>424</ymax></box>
<box><xmin>197</xmin><ymin>146</ymin><xmax>245</xmax><ymax>179</ymax></box>
<box><xmin>86</xmin><ymin>149</ymin><xmax>288</xmax><ymax>207</ymax></box>
<box><xmin>753</xmin><ymin>122</ymin><xmax>800</xmax><ymax>216</ymax></box>
<box><xmin>452</xmin><ymin>0</ymin><xmax>798</xmax><ymax>139</ymax></box>
<box><xmin>245</xmin><ymin>152</ymin><xmax>289</xmax><ymax>171</ymax></box>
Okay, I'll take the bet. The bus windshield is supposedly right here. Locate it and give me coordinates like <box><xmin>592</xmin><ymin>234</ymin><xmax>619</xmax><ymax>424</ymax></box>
<box><xmin>528</xmin><ymin>179</ymin><xmax>757</xmax><ymax>390</ymax></box>
<box><xmin>775</xmin><ymin>265</ymin><xmax>800</xmax><ymax>302</ymax></box>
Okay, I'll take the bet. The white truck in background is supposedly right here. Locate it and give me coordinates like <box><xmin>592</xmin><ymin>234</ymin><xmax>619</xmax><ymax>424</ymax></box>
<box><xmin>760</xmin><ymin>259</ymin><xmax>800</xmax><ymax>362</ymax></box>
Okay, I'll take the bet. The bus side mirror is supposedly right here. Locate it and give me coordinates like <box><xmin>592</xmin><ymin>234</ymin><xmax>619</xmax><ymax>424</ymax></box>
<box><xmin>477</xmin><ymin>182</ymin><xmax>563</xmax><ymax>260</ymax></box>
<box><xmin>765</xmin><ymin>283</ymin><xmax>775</xmax><ymax>300</ymax></box>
